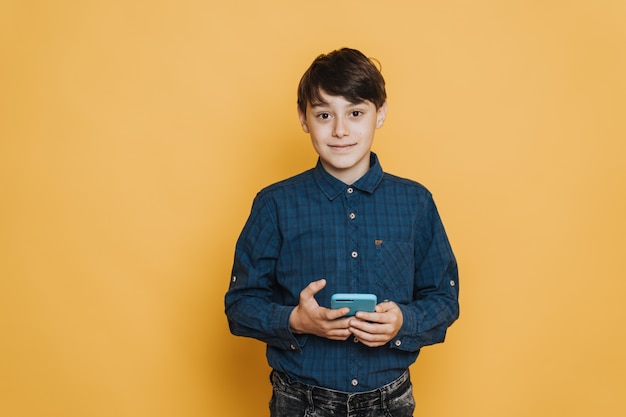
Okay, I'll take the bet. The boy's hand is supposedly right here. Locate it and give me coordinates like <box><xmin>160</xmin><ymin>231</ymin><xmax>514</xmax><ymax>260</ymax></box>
<box><xmin>347</xmin><ymin>301</ymin><xmax>403</xmax><ymax>347</ymax></box>
<box><xmin>289</xmin><ymin>279</ymin><xmax>352</xmax><ymax>340</ymax></box>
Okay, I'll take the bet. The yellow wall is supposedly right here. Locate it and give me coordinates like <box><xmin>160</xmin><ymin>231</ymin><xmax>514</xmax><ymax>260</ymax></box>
<box><xmin>1</xmin><ymin>1</ymin><xmax>625</xmax><ymax>416</ymax></box>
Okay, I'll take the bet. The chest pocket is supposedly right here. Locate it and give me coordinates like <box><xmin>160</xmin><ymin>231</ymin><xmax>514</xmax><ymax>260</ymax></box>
<box><xmin>374</xmin><ymin>240</ymin><xmax>414</xmax><ymax>300</ymax></box>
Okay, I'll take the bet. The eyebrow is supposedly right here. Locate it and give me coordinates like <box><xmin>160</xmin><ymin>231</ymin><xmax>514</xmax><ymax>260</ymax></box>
<box><xmin>309</xmin><ymin>99</ymin><xmax>367</xmax><ymax>109</ymax></box>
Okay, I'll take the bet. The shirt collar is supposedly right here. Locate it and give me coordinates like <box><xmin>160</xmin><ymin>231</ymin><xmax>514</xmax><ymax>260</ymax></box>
<box><xmin>313</xmin><ymin>152</ymin><xmax>384</xmax><ymax>200</ymax></box>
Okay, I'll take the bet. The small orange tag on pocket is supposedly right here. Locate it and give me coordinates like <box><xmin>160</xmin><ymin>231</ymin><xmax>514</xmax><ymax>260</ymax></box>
<box><xmin>375</xmin><ymin>240</ymin><xmax>383</xmax><ymax>246</ymax></box>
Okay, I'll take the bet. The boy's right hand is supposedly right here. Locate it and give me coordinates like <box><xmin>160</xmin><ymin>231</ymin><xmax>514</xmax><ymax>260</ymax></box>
<box><xmin>289</xmin><ymin>279</ymin><xmax>352</xmax><ymax>340</ymax></box>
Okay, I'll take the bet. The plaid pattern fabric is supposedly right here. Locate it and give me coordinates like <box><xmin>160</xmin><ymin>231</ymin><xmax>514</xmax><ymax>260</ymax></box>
<box><xmin>225</xmin><ymin>153</ymin><xmax>459</xmax><ymax>392</ymax></box>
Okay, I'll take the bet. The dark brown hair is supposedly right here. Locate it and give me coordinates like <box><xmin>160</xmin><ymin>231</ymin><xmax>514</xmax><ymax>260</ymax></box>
<box><xmin>297</xmin><ymin>48</ymin><xmax>387</xmax><ymax>114</ymax></box>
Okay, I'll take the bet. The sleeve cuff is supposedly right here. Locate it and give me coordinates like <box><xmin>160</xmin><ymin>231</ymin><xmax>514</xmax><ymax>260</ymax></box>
<box><xmin>271</xmin><ymin>305</ymin><xmax>308</xmax><ymax>351</ymax></box>
<box><xmin>390</xmin><ymin>303</ymin><xmax>421</xmax><ymax>351</ymax></box>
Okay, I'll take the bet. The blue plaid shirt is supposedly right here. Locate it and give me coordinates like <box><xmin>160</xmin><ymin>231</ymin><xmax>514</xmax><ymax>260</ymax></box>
<box><xmin>225</xmin><ymin>153</ymin><xmax>459</xmax><ymax>392</ymax></box>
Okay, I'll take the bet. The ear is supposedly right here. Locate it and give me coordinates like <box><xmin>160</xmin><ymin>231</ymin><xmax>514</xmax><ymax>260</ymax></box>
<box><xmin>297</xmin><ymin>106</ymin><xmax>310</xmax><ymax>133</ymax></box>
<box><xmin>376</xmin><ymin>101</ymin><xmax>388</xmax><ymax>128</ymax></box>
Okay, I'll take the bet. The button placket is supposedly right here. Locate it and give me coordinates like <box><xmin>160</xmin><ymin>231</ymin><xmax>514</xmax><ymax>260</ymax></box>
<box><xmin>345</xmin><ymin>186</ymin><xmax>359</xmax><ymax>290</ymax></box>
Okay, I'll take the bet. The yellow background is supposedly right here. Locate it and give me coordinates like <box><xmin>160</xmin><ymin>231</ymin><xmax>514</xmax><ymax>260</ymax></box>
<box><xmin>1</xmin><ymin>1</ymin><xmax>625</xmax><ymax>416</ymax></box>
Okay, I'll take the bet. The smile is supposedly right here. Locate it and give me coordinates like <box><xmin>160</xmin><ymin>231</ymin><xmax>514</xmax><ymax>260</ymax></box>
<box><xmin>329</xmin><ymin>143</ymin><xmax>356</xmax><ymax>149</ymax></box>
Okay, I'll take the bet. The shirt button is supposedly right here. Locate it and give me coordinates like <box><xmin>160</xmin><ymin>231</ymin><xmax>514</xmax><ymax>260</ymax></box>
<box><xmin>347</xmin><ymin>187</ymin><xmax>354</xmax><ymax>194</ymax></box>
<box><xmin>353</xmin><ymin>337</ymin><xmax>359</xmax><ymax>343</ymax></box>
<box><xmin>290</xmin><ymin>344</ymin><xmax>296</xmax><ymax>350</ymax></box>
<box><xmin>349</xmin><ymin>212</ymin><xmax>356</xmax><ymax>220</ymax></box>
<box><xmin>351</xmin><ymin>379</ymin><xmax>358</xmax><ymax>386</ymax></box>
<box><xmin>450</xmin><ymin>280</ymin><xmax>456</xmax><ymax>287</ymax></box>
<box><xmin>351</xmin><ymin>251</ymin><xmax>358</xmax><ymax>258</ymax></box>
<box><xmin>232</xmin><ymin>276</ymin><xmax>237</xmax><ymax>283</ymax></box>
<box><xmin>395</xmin><ymin>339</ymin><xmax>402</xmax><ymax>347</ymax></box>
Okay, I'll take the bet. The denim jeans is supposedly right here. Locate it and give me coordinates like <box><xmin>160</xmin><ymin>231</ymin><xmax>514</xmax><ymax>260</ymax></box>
<box><xmin>269</xmin><ymin>370</ymin><xmax>415</xmax><ymax>417</ymax></box>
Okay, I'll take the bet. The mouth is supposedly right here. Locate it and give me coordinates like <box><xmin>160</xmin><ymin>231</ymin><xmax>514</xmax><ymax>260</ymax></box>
<box><xmin>329</xmin><ymin>143</ymin><xmax>357</xmax><ymax>150</ymax></box>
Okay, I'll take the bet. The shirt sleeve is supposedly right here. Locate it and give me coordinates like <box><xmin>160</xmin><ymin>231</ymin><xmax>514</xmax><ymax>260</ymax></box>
<box><xmin>224</xmin><ymin>192</ymin><xmax>302</xmax><ymax>351</ymax></box>
<box><xmin>391</xmin><ymin>195</ymin><xmax>460</xmax><ymax>352</ymax></box>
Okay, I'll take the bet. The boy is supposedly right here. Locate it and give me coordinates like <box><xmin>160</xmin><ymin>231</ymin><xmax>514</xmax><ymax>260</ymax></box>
<box><xmin>225</xmin><ymin>48</ymin><xmax>459</xmax><ymax>417</ymax></box>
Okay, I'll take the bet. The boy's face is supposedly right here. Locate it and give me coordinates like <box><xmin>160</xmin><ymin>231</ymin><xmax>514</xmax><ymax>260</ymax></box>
<box><xmin>298</xmin><ymin>90</ymin><xmax>387</xmax><ymax>185</ymax></box>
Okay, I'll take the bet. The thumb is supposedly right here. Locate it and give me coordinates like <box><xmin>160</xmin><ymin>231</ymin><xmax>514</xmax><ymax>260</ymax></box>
<box><xmin>300</xmin><ymin>278</ymin><xmax>326</xmax><ymax>300</ymax></box>
<box><xmin>376</xmin><ymin>301</ymin><xmax>393</xmax><ymax>313</ymax></box>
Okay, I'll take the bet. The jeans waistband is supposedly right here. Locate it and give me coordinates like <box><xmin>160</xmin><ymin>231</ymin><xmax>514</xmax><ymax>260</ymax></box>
<box><xmin>271</xmin><ymin>369</ymin><xmax>410</xmax><ymax>405</ymax></box>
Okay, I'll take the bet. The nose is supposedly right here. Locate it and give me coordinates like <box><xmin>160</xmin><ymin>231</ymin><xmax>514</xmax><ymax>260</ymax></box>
<box><xmin>333</xmin><ymin>117</ymin><xmax>349</xmax><ymax>138</ymax></box>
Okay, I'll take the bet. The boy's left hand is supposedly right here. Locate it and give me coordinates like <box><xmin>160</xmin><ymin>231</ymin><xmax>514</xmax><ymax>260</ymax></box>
<box><xmin>348</xmin><ymin>301</ymin><xmax>403</xmax><ymax>347</ymax></box>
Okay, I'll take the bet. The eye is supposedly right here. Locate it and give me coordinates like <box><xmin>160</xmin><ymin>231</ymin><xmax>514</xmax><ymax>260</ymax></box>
<box><xmin>317</xmin><ymin>113</ymin><xmax>331</xmax><ymax>120</ymax></box>
<box><xmin>350</xmin><ymin>111</ymin><xmax>363</xmax><ymax>117</ymax></box>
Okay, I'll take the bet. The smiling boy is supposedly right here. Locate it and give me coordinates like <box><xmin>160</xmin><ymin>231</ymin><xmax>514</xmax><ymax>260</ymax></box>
<box><xmin>225</xmin><ymin>48</ymin><xmax>459</xmax><ymax>417</ymax></box>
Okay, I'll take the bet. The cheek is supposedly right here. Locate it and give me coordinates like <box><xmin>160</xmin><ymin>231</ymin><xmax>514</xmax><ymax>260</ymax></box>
<box><xmin>308</xmin><ymin>125</ymin><xmax>330</xmax><ymax>140</ymax></box>
<box><xmin>309</xmin><ymin>134</ymin><xmax>324</xmax><ymax>151</ymax></box>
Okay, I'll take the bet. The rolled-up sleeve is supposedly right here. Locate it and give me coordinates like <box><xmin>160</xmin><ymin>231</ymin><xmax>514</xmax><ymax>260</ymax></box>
<box><xmin>392</xmin><ymin>195</ymin><xmax>460</xmax><ymax>352</ymax></box>
<box><xmin>224</xmin><ymin>193</ymin><xmax>302</xmax><ymax>351</ymax></box>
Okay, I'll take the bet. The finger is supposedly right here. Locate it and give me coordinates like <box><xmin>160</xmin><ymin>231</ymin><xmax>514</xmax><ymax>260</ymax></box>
<box><xmin>375</xmin><ymin>301</ymin><xmax>396</xmax><ymax>312</ymax></box>
<box><xmin>299</xmin><ymin>279</ymin><xmax>326</xmax><ymax>300</ymax></box>
<box><xmin>349</xmin><ymin>325</ymin><xmax>387</xmax><ymax>344</ymax></box>
<box><xmin>321</xmin><ymin>318</ymin><xmax>351</xmax><ymax>339</ymax></box>
<box><xmin>356</xmin><ymin>338</ymin><xmax>387</xmax><ymax>348</ymax></box>
<box><xmin>349</xmin><ymin>318</ymin><xmax>385</xmax><ymax>334</ymax></box>
<box><xmin>326</xmin><ymin>307</ymin><xmax>351</xmax><ymax>320</ymax></box>
<box><xmin>354</xmin><ymin>311</ymin><xmax>385</xmax><ymax>324</ymax></box>
<box><xmin>326</xmin><ymin>331</ymin><xmax>352</xmax><ymax>341</ymax></box>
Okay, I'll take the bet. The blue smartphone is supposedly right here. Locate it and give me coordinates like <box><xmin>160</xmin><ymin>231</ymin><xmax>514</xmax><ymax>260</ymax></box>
<box><xmin>331</xmin><ymin>293</ymin><xmax>377</xmax><ymax>316</ymax></box>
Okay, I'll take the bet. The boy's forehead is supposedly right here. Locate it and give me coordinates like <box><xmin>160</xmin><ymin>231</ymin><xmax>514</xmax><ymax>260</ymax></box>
<box><xmin>309</xmin><ymin>91</ymin><xmax>368</xmax><ymax>108</ymax></box>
